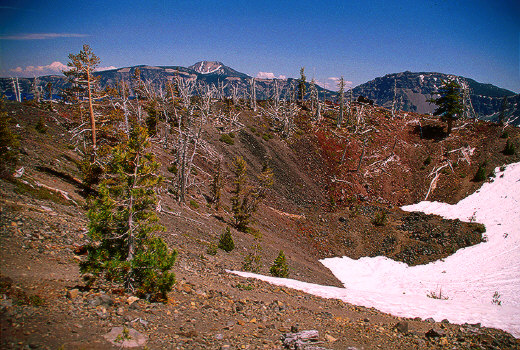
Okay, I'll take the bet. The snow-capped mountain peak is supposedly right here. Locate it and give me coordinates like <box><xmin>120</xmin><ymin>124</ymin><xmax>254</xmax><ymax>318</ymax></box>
<box><xmin>189</xmin><ymin>61</ymin><xmax>223</xmax><ymax>74</ymax></box>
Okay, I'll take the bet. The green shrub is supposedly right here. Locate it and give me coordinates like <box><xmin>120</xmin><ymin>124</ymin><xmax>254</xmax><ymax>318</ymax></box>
<box><xmin>249</xmin><ymin>126</ymin><xmax>256</xmax><ymax>133</ymax></box>
<box><xmin>423</xmin><ymin>155</ymin><xmax>432</xmax><ymax>166</ymax></box>
<box><xmin>35</xmin><ymin>117</ymin><xmax>47</xmax><ymax>134</ymax></box>
<box><xmin>473</xmin><ymin>163</ymin><xmax>487</xmax><ymax>182</ymax></box>
<box><xmin>372</xmin><ymin>211</ymin><xmax>387</xmax><ymax>226</ymax></box>
<box><xmin>262</xmin><ymin>133</ymin><xmax>273</xmax><ymax>141</ymax></box>
<box><xmin>235</xmin><ymin>283</ymin><xmax>253</xmax><ymax>291</ymax></box>
<box><xmin>219</xmin><ymin>133</ymin><xmax>234</xmax><ymax>145</ymax></box>
<box><xmin>167</xmin><ymin>164</ymin><xmax>178</xmax><ymax>174</ymax></box>
<box><xmin>242</xmin><ymin>243</ymin><xmax>262</xmax><ymax>272</ymax></box>
<box><xmin>269</xmin><ymin>251</ymin><xmax>289</xmax><ymax>278</ymax></box>
<box><xmin>189</xmin><ymin>199</ymin><xmax>199</xmax><ymax>209</ymax></box>
<box><xmin>0</xmin><ymin>104</ymin><xmax>19</xmax><ymax>178</ymax></box>
<box><xmin>218</xmin><ymin>227</ymin><xmax>235</xmax><ymax>252</ymax></box>
<box><xmin>503</xmin><ymin>139</ymin><xmax>515</xmax><ymax>155</ymax></box>
<box><xmin>206</xmin><ymin>242</ymin><xmax>218</xmax><ymax>256</ymax></box>
<box><xmin>500</xmin><ymin>131</ymin><xmax>509</xmax><ymax>139</ymax></box>
<box><xmin>229</xmin><ymin>132</ymin><xmax>235</xmax><ymax>138</ymax></box>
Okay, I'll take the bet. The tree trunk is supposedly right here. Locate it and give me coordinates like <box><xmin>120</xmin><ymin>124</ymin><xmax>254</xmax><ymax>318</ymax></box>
<box><xmin>86</xmin><ymin>69</ymin><xmax>97</xmax><ymax>149</ymax></box>
<box><xmin>447</xmin><ymin>118</ymin><xmax>453</xmax><ymax>135</ymax></box>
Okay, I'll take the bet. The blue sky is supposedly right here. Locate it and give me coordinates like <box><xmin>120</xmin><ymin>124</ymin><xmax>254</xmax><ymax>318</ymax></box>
<box><xmin>1</xmin><ymin>0</ymin><xmax>519</xmax><ymax>92</ymax></box>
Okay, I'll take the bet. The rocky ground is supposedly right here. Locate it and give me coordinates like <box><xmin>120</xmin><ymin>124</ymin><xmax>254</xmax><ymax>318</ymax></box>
<box><xmin>1</xmin><ymin>100</ymin><xmax>519</xmax><ymax>349</ymax></box>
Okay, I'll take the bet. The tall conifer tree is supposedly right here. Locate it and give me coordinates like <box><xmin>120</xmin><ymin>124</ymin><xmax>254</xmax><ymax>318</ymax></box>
<box><xmin>429</xmin><ymin>80</ymin><xmax>464</xmax><ymax>135</ymax></box>
<box><xmin>81</xmin><ymin>124</ymin><xmax>177</xmax><ymax>301</ymax></box>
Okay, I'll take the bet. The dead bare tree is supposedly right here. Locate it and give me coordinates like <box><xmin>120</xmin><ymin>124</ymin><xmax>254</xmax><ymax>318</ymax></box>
<box><xmin>309</xmin><ymin>78</ymin><xmax>318</xmax><ymax>115</ymax></box>
<box><xmin>424</xmin><ymin>146</ymin><xmax>475</xmax><ymax>200</ymax></box>
<box><xmin>249</xmin><ymin>77</ymin><xmax>257</xmax><ymax>112</ymax></box>
<box><xmin>356</xmin><ymin>138</ymin><xmax>367</xmax><ymax>172</ymax></box>
<box><xmin>31</xmin><ymin>77</ymin><xmax>41</xmax><ymax>103</ymax></box>
<box><xmin>170</xmin><ymin>80</ymin><xmax>214</xmax><ymax>203</ymax></box>
<box><xmin>458</xmin><ymin>78</ymin><xmax>476</xmax><ymax>120</ymax></box>
<box><xmin>231</xmin><ymin>83</ymin><xmax>240</xmax><ymax>106</ymax></box>
<box><xmin>391</xmin><ymin>78</ymin><xmax>397</xmax><ymax>119</ymax></box>
<box><xmin>260</xmin><ymin>84</ymin><xmax>300</xmax><ymax>138</ymax></box>
<box><xmin>11</xmin><ymin>78</ymin><xmax>21</xmax><ymax>102</ymax></box>
<box><xmin>337</xmin><ymin>77</ymin><xmax>346</xmax><ymax>128</ymax></box>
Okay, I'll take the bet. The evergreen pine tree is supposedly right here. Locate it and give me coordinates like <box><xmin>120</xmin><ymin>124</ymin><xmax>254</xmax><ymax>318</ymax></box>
<box><xmin>429</xmin><ymin>80</ymin><xmax>464</xmax><ymax>135</ymax></box>
<box><xmin>269</xmin><ymin>250</ymin><xmax>289</xmax><ymax>277</ymax></box>
<box><xmin>81</xmin><ymin>123</ymin><xmax>177</xmax><ymax>301</ymax></box>
<box><xmin>230</xmin><ymin>157</ymin><xmax>273</xmax><ymax>232</ymax></box>
<box><xmin>231</xmin><ymin>156</ymin><xmax>249</xmax><ymax>231</ymax></box>
<box><xmin>64</xmin><ymin>44</ymin><xmax>101</xmax><ymax>150</ymax></box>
<box><xmin>218</xmin><ymin>227</ymin><xmax>235</xmax><ymax>252</ymax></box>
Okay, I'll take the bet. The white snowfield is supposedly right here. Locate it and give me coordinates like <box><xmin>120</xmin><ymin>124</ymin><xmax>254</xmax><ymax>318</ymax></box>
<box><xmin>230</xmin><ymin>162</ymin><xmax>520</xmax><ymax>337</ymax></box>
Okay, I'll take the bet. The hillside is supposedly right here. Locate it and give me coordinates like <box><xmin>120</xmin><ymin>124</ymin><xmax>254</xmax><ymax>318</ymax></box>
<box><xmin>1</xmin><ymin>97</ymin><xmax>519</xmax><ymax>349</ymax></box>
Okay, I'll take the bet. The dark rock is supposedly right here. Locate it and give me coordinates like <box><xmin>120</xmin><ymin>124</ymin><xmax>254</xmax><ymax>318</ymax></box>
<box><xmin>441</xmin><ymin>319</ymin><xmax>450</xmax><ymax>324</ymax></box>
<box><xmin>90</xmin><ymin>294</ymin><xmax>113</xmax><ymax>307</ymax></box>
<box><xmin>425</xmin><ymin>328</ymin><xmax>445</xmax><ymax>338</ymax></box>
<box><xmin>394</xmin><ymin>321</ymin><xmax>409</xmax><ymax>334</ymax></box>
<box><xmin>425</xmin><ymin>317</ymin><xmax>435</xmax><ymax>323</ymax></box>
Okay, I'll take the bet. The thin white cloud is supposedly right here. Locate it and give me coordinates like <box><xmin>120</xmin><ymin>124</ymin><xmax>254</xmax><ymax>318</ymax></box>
<box><xmin>0</xmin><ymin>33</ymin><xmax>88</xmax><ymax>40</ymax></box>
<box><xmin>256</xmin><ymin>71</ymin><xmax>286</xmax><ymax>80</ymax></box>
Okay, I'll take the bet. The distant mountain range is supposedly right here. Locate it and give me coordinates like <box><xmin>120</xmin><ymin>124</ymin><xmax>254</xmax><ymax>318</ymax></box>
<box><xmin>1</xmin><ymin>61</ymin><xmax>518</xmax><ymax>125</ymax></box>
<box><xmin>351</xmin><ymin>71</ymin><xmax>518</xmax><ymax>125</ymax></box>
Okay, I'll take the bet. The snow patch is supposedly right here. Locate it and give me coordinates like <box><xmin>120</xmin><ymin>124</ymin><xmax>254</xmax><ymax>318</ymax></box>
<box><xmin>230</xmin><ymin>162</ymin><xmax>520</xmax><ymax>337</ymax></box>
<box><xmin>193</xmin><ymin>61</ymin><xmax>222</xmax><ymax>74</ymax></box>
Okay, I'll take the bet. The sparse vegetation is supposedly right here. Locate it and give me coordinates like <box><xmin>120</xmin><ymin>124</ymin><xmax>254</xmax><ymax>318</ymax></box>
<box><xmin>218</xmin><ymin>227</ymin><xmax>235</xmax><ymax>252</ymax></box>
<box><xmin>0</xmin><ymin>101</ymin><xmax>19</xmax><ymax>178</ymax></box>
<box><xmin>219</xmin><ymin>133</ymin><xmax>235</xmax><ymax>145</ymax></box>
<box><xmin>270</xmin><ymin>250</ymin><xmax>289</xmax><ymax>278</ymax></box>
<box><xmin>492</xmin><ymin>291</ymin><xmax>502</xmax><ymax>306</ymax></box>
<box><xmin>231</xmin><ymin>156</ymin><xmax>273</xmax><ymax>232</ymax></box>
<box><xmin>189</xmin><ymin>199</ymin><xmax>199</xmax><ymax>209</ymax></box>
<box><xmin>210</xmin><ymin>158</ymin><xmax>224</xmax><ymax>210</ymax></box>
<box><xmin>2</xmin><ymin>57</ymin><xmax>520</xmax><ymax>349</ymax></box>
<box><xmin>35</xmin><ymin>117</ymin><xmax>47</xmax><ymax>134</ymax></box>
<box><xmin>235</xmin><ymin>283</ymin><xmax>254</xmax><ymax>291</ymax></box>
<box><xmin>473</xmin><ymin>162</ymin><xmax>487</xmax><ymax>182</ymax></box>
<box><xmin>167</xmin><ymin>163</ymin><xmax>178</xmax><ymax>174</ymax></box>
<box><xmin>206</xmin><ymin>242</ymin><xmax>218</xmax><ymax>256</ymax></box>
<box><xmin>372</xmin><ymin>211</ymin><xmax>388</xmax><ymax>226</ymax></box>
<box><xmin>427</xmin><ymin>287</ymin><xmax>449</xmax><ymax>300</ymax></box>
<box><xmin>503</xmin><ymin>139</ymin><xmax>515</xmax><ymax>155</ymax></box>
<box><xmin>243</xmin><ymin>242</ymin><xmax>263</xmax><ymax>273</ymax></box>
